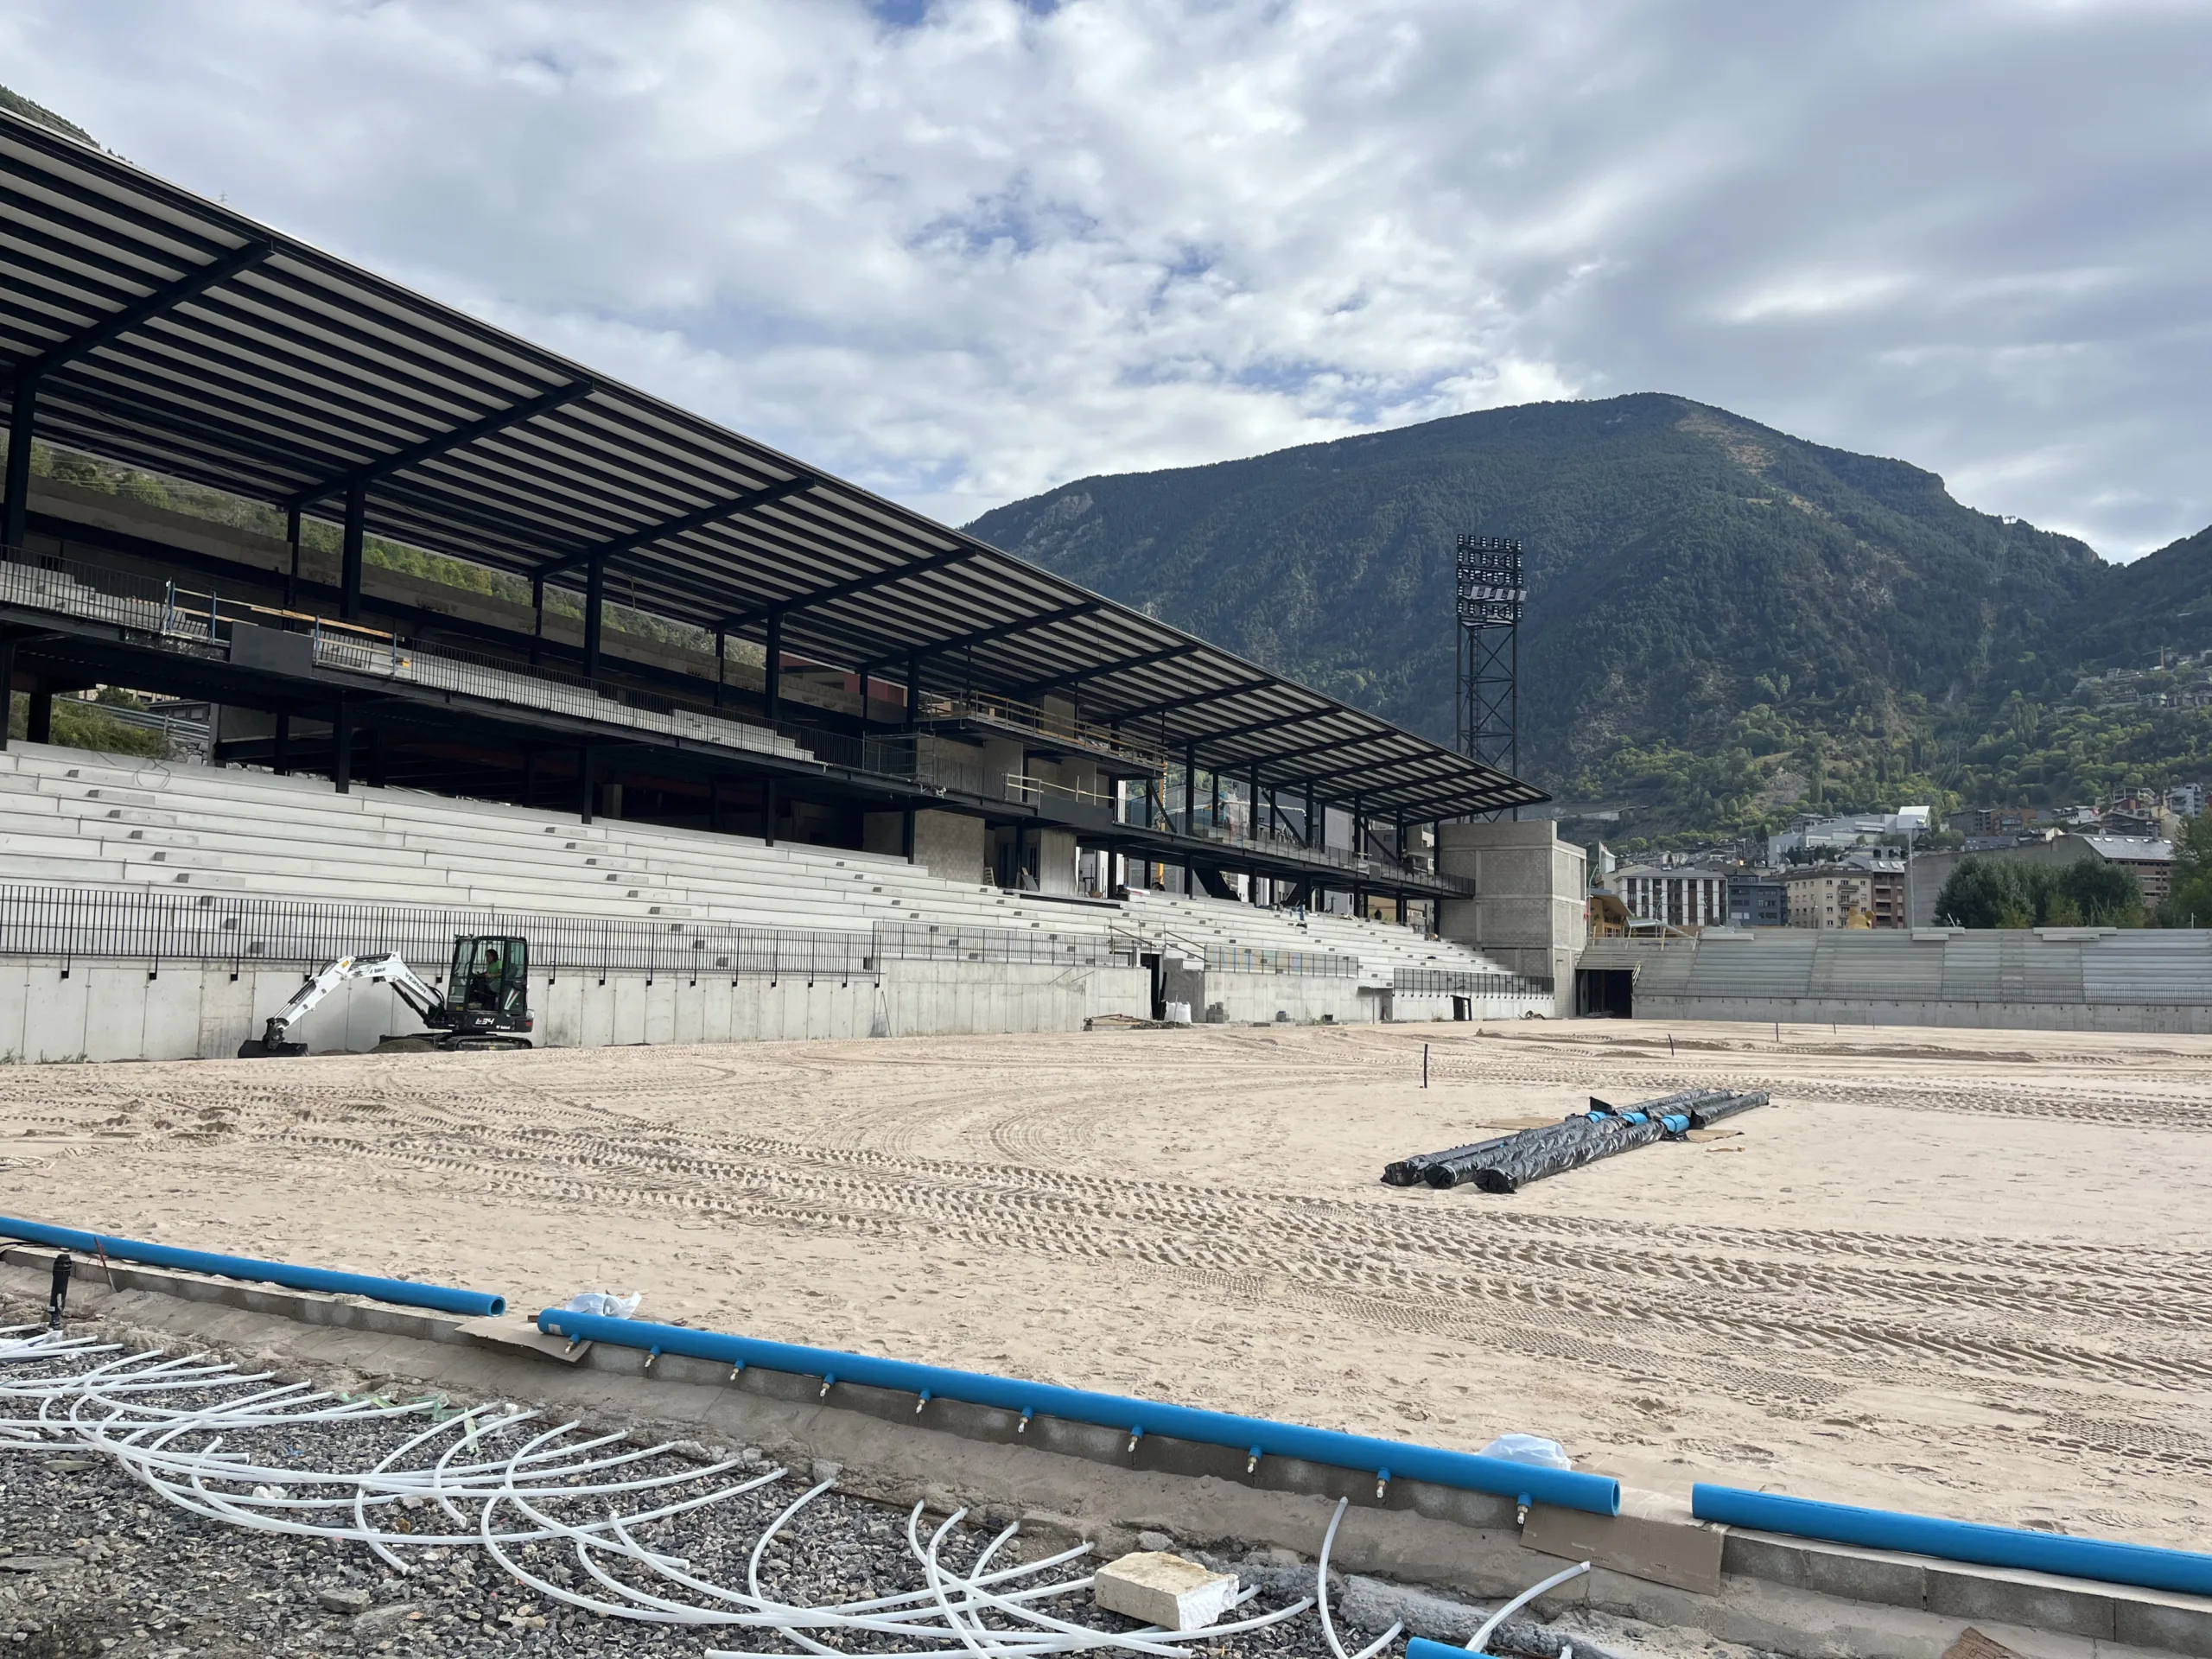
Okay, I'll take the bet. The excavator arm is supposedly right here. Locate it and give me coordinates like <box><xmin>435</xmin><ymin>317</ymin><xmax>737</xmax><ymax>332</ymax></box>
<box><xmin>244</xmin><ymin>952</ymin><xmax>446</xmax><ymax>1056</ymax></box>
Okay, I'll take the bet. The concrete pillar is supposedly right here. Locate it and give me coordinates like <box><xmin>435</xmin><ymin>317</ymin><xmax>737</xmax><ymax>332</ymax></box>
<box><xmin>1435</xmin><ymin>819</ymin><xmax>1586</xmax><ymax>1000</ymax></box>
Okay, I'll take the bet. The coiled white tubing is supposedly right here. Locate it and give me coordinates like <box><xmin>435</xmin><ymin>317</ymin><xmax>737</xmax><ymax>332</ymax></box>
<box><xmin>2</xmin><ymin>1329</ymin><xmax>1366</xmax><ymax>1658</ymax></box>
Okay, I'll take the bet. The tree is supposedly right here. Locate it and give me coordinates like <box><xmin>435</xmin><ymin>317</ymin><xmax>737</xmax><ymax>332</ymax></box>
<box><xmin>2054</xmin><ymin>857</ymin><xmax>2143</xmax><ymax>926</ymax></box>
<box><xmin>2158</xmin><ymin>814</ymin><xmax>2212</xmax><ymax>927</ymax></box>
<box><xmin>1934</xmin><ymin>858</ymin><xmax>2044</xmax><ymax>927</ymax></box>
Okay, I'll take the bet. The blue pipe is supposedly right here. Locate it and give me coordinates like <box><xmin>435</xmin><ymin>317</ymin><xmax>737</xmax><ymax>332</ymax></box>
<box><xmin>0</xmin><ymin>1215</ymin><xmax>505</xmax><ymax>1319</ymax></box>
<box><xmin>1692</xmin><ymin>1484</ymin><xmax>2212</xmax><ymax>1599</ymax></box>
<box><xmin>1409</xmin><ymin>1640</ymin><xmax>1477</xmax><ymax>1659</ymax></box>
<box><xmin>538</xmin><ymin>1309</ymin><xmax>1620</xmax><ymax>1516</ymax></box>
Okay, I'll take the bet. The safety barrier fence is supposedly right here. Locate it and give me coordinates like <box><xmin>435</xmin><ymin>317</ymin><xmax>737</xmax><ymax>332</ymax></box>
<box><xmin>0</xmin><ymin>884</ymin><xmax>1131</xmax><ymax>981</ymax></box>
<box><xmin>1392</xmin><ymin>966</ymin><xmax>1554</xmax><ymax>998</ymax></box>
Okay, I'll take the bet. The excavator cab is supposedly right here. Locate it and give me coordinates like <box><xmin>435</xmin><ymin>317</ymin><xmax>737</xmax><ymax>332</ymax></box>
<box><xmin>441</xmin><ymin>935</ymin><xmax>531</xmax><ymax>1037</ymax></box>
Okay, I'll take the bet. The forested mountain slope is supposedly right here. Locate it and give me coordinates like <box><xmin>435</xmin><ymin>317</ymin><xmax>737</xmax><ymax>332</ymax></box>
<box><xmin>970</xmin><ymin>395</ymin><xmax>2209</xmax><ymax>836</ymax></box>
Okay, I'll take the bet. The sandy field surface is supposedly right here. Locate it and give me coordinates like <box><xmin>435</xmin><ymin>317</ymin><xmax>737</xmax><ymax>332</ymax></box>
<box><xmin>4</xmin><ymin>1018</ymin><xmax>2209</xmax><ymax>1550</ymax></box>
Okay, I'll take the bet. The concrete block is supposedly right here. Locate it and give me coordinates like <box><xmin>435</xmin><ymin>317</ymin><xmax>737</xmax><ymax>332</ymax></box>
<box><xmin>1094</xmin><ymin>1552</ymin><xmax>1238</xmax><ymax>1630</ymax></box>
<box><xmin>1523</xmin><ymin>1488</ymin><xmax>1724</xmax><ymax>1595</ymax></box>
<box><xmin>1719</xmin><ymin>1529</ymin><xmax>1928</xmax><ymax>1610</ymax></box>
<box><xmin>2113</xmin><ymin>1592</ymin><xmax>2212</xmax><ymax>1658</ymax></box>
<box><xmin>1927</xmin><ymin>1567</ymin><xmax>2112</xmax><ymax>1641</ymax></box>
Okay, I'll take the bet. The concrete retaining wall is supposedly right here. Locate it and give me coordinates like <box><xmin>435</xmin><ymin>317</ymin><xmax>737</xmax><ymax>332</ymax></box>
<box><xmin>0</xmin><ymin>956</ymin><xmax>1156</xmax><ymax>1063</ymax></box>
<box><xmin>1631</xmin><ymin>994</ymin><xmax>2212</xmax><ymax>1034</ymax></box>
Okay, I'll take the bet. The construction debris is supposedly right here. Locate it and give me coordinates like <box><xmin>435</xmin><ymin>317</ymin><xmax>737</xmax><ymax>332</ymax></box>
<box><xmin>1094</xmin><ymin>1551</ymin><xmax>1242</xmax><ymax>1630</ymax></box>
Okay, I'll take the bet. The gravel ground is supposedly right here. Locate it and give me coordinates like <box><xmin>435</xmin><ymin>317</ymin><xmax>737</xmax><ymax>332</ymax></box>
<box><xmin>0</xmin><ymin>1321</ymin><xmax>1390</xmax><ymax>1659</ymax></box>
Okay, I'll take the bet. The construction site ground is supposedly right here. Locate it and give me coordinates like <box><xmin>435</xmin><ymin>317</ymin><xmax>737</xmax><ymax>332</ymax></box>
<box><xmin>3</xmin><ymin>1018</ymin><xmax>2206</xmax><ymax>1554</ymax></box>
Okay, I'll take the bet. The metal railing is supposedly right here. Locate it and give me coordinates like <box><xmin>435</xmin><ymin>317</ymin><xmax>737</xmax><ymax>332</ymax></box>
<box><xmin>919</xmin><ymin>690</ymin><xmax>1166</xmax><ymax>772</ymax></box>
<box><xmin>0</xmin><ymin>884</ymin><xmax>1131</xmax><ymax>981</ymax></box>
<box><xmin>1392</xmin><ymin>966</ymin><xmax>1554</xmax><ymax>999</ymax></box>
<box><xmin>1107</xmin><ymin>924</ymin><xmax>1357</xmax><ymax>979</ymax></box>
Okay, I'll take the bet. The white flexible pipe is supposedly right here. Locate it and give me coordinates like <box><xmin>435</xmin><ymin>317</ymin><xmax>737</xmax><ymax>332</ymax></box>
<box><xmin>1467</xmin><ymin>1558</ymin><xmax>1591</xmax><ymax>1655</ymax></box>
<box><xmin>1319</xmin><ymin>1497</ymin><xmax>1406</xmax><ymax>1659</ymax></box>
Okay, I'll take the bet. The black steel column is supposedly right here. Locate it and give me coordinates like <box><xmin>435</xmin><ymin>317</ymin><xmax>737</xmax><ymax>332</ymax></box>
<box><xmin>531</xmin><ymin>575</ymin><xmax>545</xmax><ymax>669</ymax></box>
<box><xmin>332</xmin><ymin>695</ymin><xmax>353</xmax><ymax>794</ymax></box>
<box><xmin>765</xmin><ymin>609</ymin><xmax>784</xmax><ymax>721</ymax></box>
<box><xmin>340</xmin><ymin>481</ymin><xmax>365</xmax><ymax>621</ymax></box>
<box><xmin>25</xmin><ymin>683</ymin><xmax>51</xmax><ymax>744</ymax></box>
<box><xmin>578</xmin><ymin>745</ymin><xmax>594</xmax><ymax>823</ymax></box>
<box><xmin>763</xmin><ymin>777</ymin><xmax>778</xmax><ymax>846</ymax></box>
<box><xmin>283</xmin><ymin>505</ymin><xmax>302</xmax><ymax>609</ymax></box>
<box><xmin>713</xmin><ymin>626</ymin><xmax>726</xmax><ymax>710</ymax></box>
<box><xmin>1305</xmin><ymin>779</ymin><xmax>1318</xmax><ymax>848</ymax></box>
<box><xmin>272</xmin><ymin>709</ymin><xmax>290</xmax><ymax>776</ymax></box>
<box><xmin>520</xmin><ymin>745</ymin><xmax>535</xmax><ymax>804</ymax></box>
<box><xmin>901</xmin><ymin>807</ymin><xmax>915</xmax><ymax>862</ymax></box>
<box><xmin>904</xmin><ymin>649</ymin><xmax>922</xmax><ymax>731</ymax></box>
<box><xmin>3</xmin><ymin>378</ymin><xmax>35</xmax><ymax>554</ymax></box>
<box><xmin>1211</xmin><ymin>766</ymin><xmax>1221</xmax><ymax>831</ymax></box>
<box><xmin>0</xmin><ymin>634</ymin><xmax>13</xmax><ymax>752</ymax></box>
<box><xmin>582</xmin><ymin>553</ymin><xmax>607</xmax><ymax>683</ymax></box>
<box><xmin>1183</xmin><ymin>744</ymin><xmax>1197</xmax><ymax>835</ymax></box>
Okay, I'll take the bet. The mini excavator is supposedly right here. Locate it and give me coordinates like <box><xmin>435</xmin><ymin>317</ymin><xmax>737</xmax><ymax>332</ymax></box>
<box><xmin>238</xmin><ymin>934</ymin><xmax>534</xmax><ymax>1057</ymax></box>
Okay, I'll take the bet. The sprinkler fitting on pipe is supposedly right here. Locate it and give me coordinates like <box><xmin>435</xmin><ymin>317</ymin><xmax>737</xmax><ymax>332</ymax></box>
<box><xmin>1375</xmin><ymin>1467</ymin><xmax>1391</xmax><ymax>1501</ymax></box>
<box><xmin>1247</xmin><ymin>1446</ymin><xmax>1262</xmax><ymax>1475</ymax></box>
<box><xmin>1516</xmin><ymin>1492</ymin><xmax>1532</xmax><ymax>1526</ymax></box>
<box><xmin>819</xmin><ymin>1373</ymin><xmax>836</xmax><ymax>1400</ymax></box>
<box><xmin>1128</xmin><ymin>1426</ymin><xmax>1144</xmax><ymax>1455</ymax></box>
<box><xmin>915</xmin><ymin>1389</ymin><xmax>932</xmax><ymax>1415</ymax></box>
<box><xmin>1017</xmin><ymin>1407</ymin><xmax>1033</xmax><ymax>1433</ymax></box>
<box><xmin>729</xmin><ymin>1361</ymin><xmax>746</xmax><ymax>1382</ymax></box>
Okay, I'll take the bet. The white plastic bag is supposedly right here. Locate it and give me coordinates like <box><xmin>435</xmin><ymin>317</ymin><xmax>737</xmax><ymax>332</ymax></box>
<box><xmin>559</xmin><ymin>1291</ymin><xmax>641</xmax><ymax>1319</ymax></box>
<box><xmin>1478</xmin><ymin>1433</ymin><xmax>1573</xmax><ymax>1471</ymax></box>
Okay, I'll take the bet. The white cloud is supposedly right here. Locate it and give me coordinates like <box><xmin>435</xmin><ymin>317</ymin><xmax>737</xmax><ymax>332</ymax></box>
<box><xmin>2</xmin><ymin>0</ymin><xmax>2209</xmax><ymax>556</ymax></box>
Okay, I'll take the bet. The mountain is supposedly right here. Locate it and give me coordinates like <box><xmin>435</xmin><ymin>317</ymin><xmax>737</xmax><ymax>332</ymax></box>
<box><xmin>968</xmin><ymin>393</ymin><xmax>2212</xmax><ymax>840</ymax></box>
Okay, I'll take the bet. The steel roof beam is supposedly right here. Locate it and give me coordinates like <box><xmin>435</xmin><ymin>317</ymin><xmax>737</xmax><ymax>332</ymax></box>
<box><xmin>1109</xmin><ymin>677</ymin><xmax>1276</xmax><ymax>722</ymax></box>
<box><xmin>1008</xmin><ymin>641</ymin><xmax>1201</xmax><ymax>697</ymax></box>
<box><xmin>1</xmin><ymin>240</ymin><xmax>275</xmax><ymax>390</ymax></box>
<box><xmin>289</xmin><ymin>379</ymin><xmax>596</xmax><ymax>509</ymax></box>
<box><xmin>533</xmin><ymin>471</ymin><xmax>817</xmax><ymax>581</ymax></box>
<box><xmin>912</xmin><ymin>598</ymin><xmax>1105</xmax><ymax>658</ymax></box>
<box><xmin>717</xmin><ymin>543</ymin><xmax>985</xmax><ymax>632</ymax></box>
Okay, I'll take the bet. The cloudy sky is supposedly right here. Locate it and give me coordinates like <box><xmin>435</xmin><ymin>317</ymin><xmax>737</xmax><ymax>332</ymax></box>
<box><xmin>3</xmin><ymin>1</ymin><xmax>2207</xmax><ymax>556</ymax></box>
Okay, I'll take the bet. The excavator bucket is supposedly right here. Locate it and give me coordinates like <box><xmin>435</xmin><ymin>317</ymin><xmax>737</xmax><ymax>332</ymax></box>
<box><xmin>236</xmin><ymin>1037</ymin><xmax>307</xmax><ymax>1058</ymax></box>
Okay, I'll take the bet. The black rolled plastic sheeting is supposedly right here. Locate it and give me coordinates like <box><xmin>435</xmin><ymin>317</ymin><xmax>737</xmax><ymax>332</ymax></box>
<box><xmin>1382</xmin><ymin>1134</ymin><xmax>1515</xmax><ymax>1186</ymax></box>
<box><xmin>1587</xmin><ymin>1087</ymin><xmax>1726</xmax><ymax>1118</ymax></box>
<box><xmin>1687</xmin><ymin>1090</ymin><xmax>1770</xmax><ymax>1128</ymax></box>
<box><xmin>1472</xmin><ymin>1111</ymin><xmax>1669</xmax><ymax>1192</ymax></box>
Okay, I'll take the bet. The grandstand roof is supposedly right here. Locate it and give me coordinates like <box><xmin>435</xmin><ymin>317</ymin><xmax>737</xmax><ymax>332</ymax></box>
<box><xmin>0</xmin><ymin>108</ymin><xmax>1542</xmax><ymax>821</ymax></box>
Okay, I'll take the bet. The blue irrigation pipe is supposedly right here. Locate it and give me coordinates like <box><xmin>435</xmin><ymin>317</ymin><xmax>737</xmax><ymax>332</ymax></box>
<box><xmin>535</xmin><ymin>1308</ymin><xmax>1621</xmax><ymax>1516</ymax></box>
<box><xmin>1691</xmin><ymin>1484</ymin><xmax>2212</xmax><ymax>1599</ymax></box>
<box><xmin>0</xmin><ymin>1215</ymin><xmax>505</xmax><ymax>1319</ymax></box>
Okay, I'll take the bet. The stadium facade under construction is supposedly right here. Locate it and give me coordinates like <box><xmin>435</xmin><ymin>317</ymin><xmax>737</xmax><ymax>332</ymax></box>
<box><xmin>0</xmin><ymin>107</ymin><xmax>1587</xmax><ymax>1059</ymax></box>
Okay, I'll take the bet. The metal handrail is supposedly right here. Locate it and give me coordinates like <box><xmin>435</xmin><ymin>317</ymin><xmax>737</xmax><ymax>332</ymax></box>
<box><xmin>0</xmin><ymin>883</ymin><xmax>1129</xmax><ymax>977</ymax></box>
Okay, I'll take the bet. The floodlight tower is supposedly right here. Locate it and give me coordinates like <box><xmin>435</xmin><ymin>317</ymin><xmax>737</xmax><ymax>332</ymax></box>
<box><xmin>1454</xmin><ymin>535</ymin><xmax>1525</xmax><ymax>814</ymax></box>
